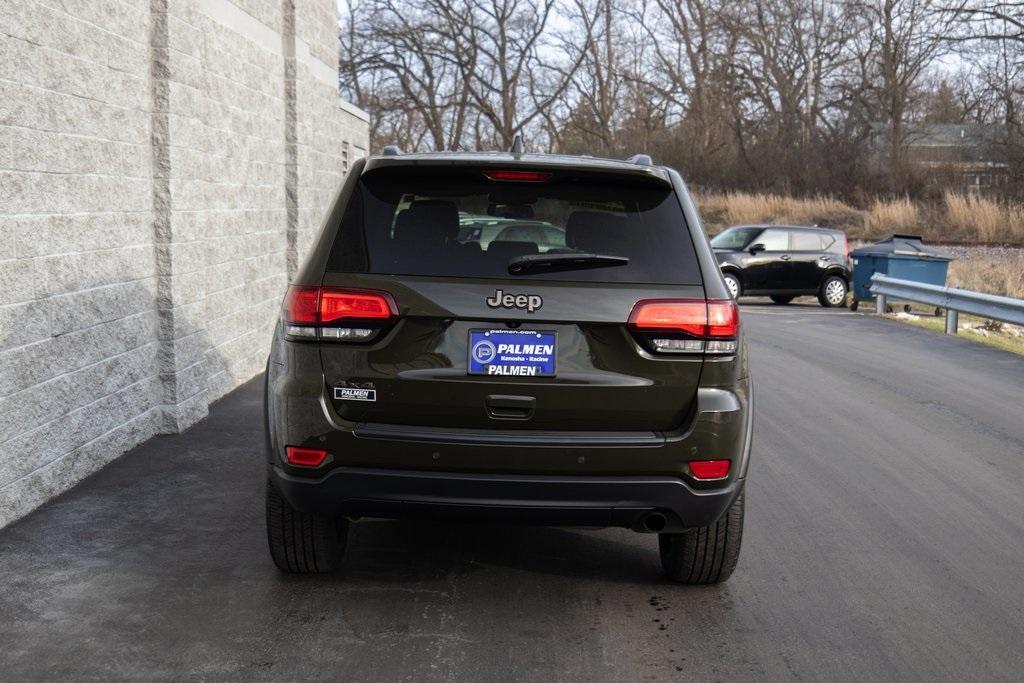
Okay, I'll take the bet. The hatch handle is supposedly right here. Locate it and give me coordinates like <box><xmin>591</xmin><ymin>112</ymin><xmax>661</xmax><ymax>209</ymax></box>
<box><xmin>485</xmin><ymin>395</ymin><xmax>536</xmax><ymax>420</ymax></box>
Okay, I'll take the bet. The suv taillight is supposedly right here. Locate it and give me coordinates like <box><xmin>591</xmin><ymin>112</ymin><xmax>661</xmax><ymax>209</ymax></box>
<box><xmin>628</xmin><ymin>299</ymin><xmax>739</xmax><ymax>354</ymax></box>
<box><xmin>283</xmin><ymin>286</ymin><xmax>397</xmax><ymax>342</ymax></box>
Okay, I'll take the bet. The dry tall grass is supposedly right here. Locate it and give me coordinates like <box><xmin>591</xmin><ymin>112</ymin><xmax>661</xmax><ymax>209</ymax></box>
<box><xmin>699</xmin><ymin>192</ymin><xmax>863</xmax><ymax>233</ymax></box>
<box><xmin>867</xmin><ymin>197</ymin><xmax>918</xmax><ymax>235</ymax></box>
<box><xmin>944</xmin><ymin>193</ymin><xmax>1024</xmax><ymax>243</ymax></box>
<box><xmin>698</xmin><ymin>191</ymin><xmax>1024</xmax><ymax>244</ymax></box>
<box><xmin>948</xmin><ymin>253</ymin><xmax>1024</xmax><ymax>299</ymax></box>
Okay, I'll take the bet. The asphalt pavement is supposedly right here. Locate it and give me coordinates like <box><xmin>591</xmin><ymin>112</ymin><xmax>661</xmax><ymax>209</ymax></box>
<box><xmin>2</xmin><ymin>301</ymin><xmax>1023</xmax><ymax>680</ymax></box>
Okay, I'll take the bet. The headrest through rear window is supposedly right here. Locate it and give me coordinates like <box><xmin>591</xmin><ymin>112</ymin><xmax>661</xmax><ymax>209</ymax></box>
<box><xmin>393</xmin><ymin>200</ymin><xmax>459</xmax><ymax>245</ymax></box>
<box><xmin>565</xmin><ymin>211</ymin><xmax>631</xmax><ymax>255</ymax></box>
<box><xmin>487</xmin><ymin>240</ymin><xmax>539</xmax><ymax>260</ymax></box>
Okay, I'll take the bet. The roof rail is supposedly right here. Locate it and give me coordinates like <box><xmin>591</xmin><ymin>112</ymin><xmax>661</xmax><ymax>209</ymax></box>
<box><xmin>382</xmin><ymin>144</ymin><xmax>403</xmax><ymax>156</ymax></box>
<box><xmin>627</xmin><ymin>154</ymin><xmax>653</xmax><ymax>166</ymax></box>
<box><xmin>510</xmin><ymin>134</ymin><xmax>525</xmax><ymax>158</ymax></box>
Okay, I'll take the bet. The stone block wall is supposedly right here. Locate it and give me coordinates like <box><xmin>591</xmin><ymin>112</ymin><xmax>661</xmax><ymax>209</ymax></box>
<box><xmin>0</xmin><ymin>0</ymin><xmax>369</xmax><ymax>527</ymax></box>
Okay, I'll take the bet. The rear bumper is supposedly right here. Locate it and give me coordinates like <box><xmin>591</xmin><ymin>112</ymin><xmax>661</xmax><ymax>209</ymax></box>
<box><xmin>265</xmin><ymin>338</ymin><xmax>753</xmax><ymax>531</ymax></box>
<box><xmin>271</xmin><ymin>464</ymin><xmax>743</xmax><ymax>532</ymax></box>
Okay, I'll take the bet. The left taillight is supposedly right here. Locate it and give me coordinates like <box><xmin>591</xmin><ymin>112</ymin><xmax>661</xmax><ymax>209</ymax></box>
<box><xmin>283</xmin><ymin>286</ymin><xmax>397</xmax><ymax>342</ymax></box>
<box><xmin>628</xmin><ymin>299</ymin><xmax>739</xmax><ymax>354</ymax></box>
<box><xmin>283</xmin><ymin>286</ymin><xmax>320</xmax><ymax>325</ymax></box>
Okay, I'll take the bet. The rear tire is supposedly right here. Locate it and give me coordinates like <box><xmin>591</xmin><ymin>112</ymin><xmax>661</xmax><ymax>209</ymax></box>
<box><xmin>818</xmin><ymin>275</ymin><xmax>848</xmax><ymax>307</ymax></box>
<box><xmin>722</xmin><ymin>272</ymin><xmax>741</xmax><ymax>300</ymax></box>
<box><xmin>266</xmin><ymin>479</ymin><xmax>348</xmax><ymax>573</ymax></box>
<box><xmin>659</xmin><ymin>489</ymin><xmax>744</xmax><ymax>584</ymax></box>
<box><xmin>770</xmin><ymin>295</ymin><xmax>794</xmax><ymax>305</ymax></box>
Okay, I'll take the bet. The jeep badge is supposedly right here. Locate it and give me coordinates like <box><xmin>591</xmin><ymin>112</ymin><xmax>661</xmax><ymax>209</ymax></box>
<box><xmin>486</xmin><ymin>288</ymin><xmax>543</xmax><ymax>313</ymax></box>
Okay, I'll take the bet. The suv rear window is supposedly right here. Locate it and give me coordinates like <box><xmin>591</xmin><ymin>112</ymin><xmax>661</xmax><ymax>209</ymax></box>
<box><xmin>825</xmin><ymin>234</ymin><xmax>846</xmax><ymax>254</ymax></box>
<box><xmin>327</xmin><ymin>168</ymin><xmax>701</xmax><ymax>284</ymax></box>
<box><xmin>791</xmin><ymin>231</ymin><xmax>824</xmax><ymax>251</ymax></box>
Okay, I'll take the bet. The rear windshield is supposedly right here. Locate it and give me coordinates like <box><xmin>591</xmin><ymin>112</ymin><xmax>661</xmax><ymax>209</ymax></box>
<box><xmin>327</xmin><ymin>168</ymin><xmax>702</xmax><ymax>284</ymax></box>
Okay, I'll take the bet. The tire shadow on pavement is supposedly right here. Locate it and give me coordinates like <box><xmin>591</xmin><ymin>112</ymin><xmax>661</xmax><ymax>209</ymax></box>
<box><xmin>278</xmin><ymin>519</ymin><xmax>671</xmax><ymax>586</ymax></box>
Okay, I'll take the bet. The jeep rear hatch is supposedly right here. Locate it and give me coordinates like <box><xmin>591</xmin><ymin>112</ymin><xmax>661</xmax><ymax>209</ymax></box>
<box><xmin>310</xmin><ymin>165</ymin><xmax>722</xmax><ymax>431</ymax></box>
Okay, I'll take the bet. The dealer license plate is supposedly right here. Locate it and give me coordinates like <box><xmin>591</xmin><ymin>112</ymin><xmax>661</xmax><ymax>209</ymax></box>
<box><xmin>467</xmin><ymin>329</ymin><xmax>556</xmax><ymax>377</ymax></box>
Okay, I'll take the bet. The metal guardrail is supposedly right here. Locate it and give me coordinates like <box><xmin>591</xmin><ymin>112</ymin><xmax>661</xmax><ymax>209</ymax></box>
<box><xmin>869</xmin><ymin>273</ymin><xmax>1024</xmax><ymax>334</ymax></box>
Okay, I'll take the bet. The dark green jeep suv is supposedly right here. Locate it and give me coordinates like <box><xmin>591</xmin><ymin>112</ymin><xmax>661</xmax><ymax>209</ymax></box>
<box><xmin>264</xmin><ymin>150</ymin><xmax>753</xmax><ymax>583</ymax></box>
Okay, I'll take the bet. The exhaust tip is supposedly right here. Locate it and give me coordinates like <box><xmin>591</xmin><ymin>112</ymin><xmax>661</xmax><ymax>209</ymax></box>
<box><xmin>643</xmin><ymin>512</ymin><xmax>667</xmax><ymax>533</ymax></box>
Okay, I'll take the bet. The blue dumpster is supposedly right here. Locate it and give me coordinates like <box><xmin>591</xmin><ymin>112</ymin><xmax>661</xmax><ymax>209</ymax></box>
<box><xmin>851</xmin><ymin>234</ymin><xmax>954</xmax><ymax>309</ymax></box>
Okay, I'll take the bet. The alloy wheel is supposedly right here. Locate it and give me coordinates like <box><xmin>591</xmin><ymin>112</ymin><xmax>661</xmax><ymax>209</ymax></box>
<box><xmin>724</xmin><ymin>275</ymin><xmax>740</xmax><ymax>299</ymax></box>
<box><xmin>825</xmin><ymin>279</ymin><xmax>846</xmax><ymax>305</ymax></box>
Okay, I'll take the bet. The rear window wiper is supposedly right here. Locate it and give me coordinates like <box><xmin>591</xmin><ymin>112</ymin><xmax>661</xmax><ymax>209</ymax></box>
<box><xmin>507</xmin><ymin>252</ymin><xmax>629</xmax><ymax>275</ymax></box>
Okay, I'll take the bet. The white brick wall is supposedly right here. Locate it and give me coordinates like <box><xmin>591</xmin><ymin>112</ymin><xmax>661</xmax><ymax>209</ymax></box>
<box><xmin>0</xmin><ymin>0</ymin><xmax>369</xmax><ymax>527</ymax></box>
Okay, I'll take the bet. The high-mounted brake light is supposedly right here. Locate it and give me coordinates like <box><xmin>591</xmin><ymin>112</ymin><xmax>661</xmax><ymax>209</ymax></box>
<box><xmin>628</xmin><ymin>299</ymin><xmax>739</xmax><ymax>354</ymax></box>
<box><xmin>283</xmin><ymin>286</ymin><xmax>397</xmax><ymax>342</ymax></box>
<box><xmin>688</xmin><ymin>459</ymin><xmax>731</xmax><ymax>480</ymax></box>
<box><xmin>483</xmin><ymin>170</ymin><xmax>552</xmax><ymax>182</ymax></box>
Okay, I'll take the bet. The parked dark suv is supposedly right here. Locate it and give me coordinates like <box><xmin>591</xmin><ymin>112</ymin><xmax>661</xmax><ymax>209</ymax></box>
<box><xmin>264</xmin><ymin>149</ymin><xmax>753</xmax><ymax>583</ymax></box>
<box><xmin>711</xmin><ymin>225</ymin><xmax>851</xmax><ymax>306</ymax></box>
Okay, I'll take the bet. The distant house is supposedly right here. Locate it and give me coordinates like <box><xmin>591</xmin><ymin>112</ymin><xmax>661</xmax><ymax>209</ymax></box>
<box><xmin>871</xmin><ymin>123</ymin><xmax>1009</xmax><ymax>193</ymax></box>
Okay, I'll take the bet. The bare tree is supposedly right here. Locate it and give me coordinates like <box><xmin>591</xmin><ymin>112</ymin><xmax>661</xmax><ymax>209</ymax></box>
<box><xmin>849</xmin><ymin>0</ymin><xmax>955</xmax><ymax>190</ymax></box>
<box><xmin>340</xmin><ymin>0</ymin><xmax>478</xmax><ymax>150</ymax></box>
<box><xmin>720</xmin><ymin>0</ymin><xmax>859</xmax><ymax>191</ymax></box>
<box><xmin>947</xmin><ymin>2</ymin><xmax>1024</xmax><ymax>191</ymax></box>
<box><xmin>460</xmin><ymin>0</ymin><xmax>594</xmax><ymax>148</ymax></box>
<box><xmin>340</xmin><ymin>0</ymin><xmax>1021</xmax><ymax>198</ymax></box>
<box><xmin>556</xmin><ymin>0</ymin><xmax>624</xmax><ymax>154</ymax></box>
<box><xmin>945</xmin><ymin>2</ymin><xmax>1024</xmax><ymax>43</ymax></box>
<box><xmin>640</xmin><ymin>0</ymin><xmax>733</xmax><ymax>164</ymax></box>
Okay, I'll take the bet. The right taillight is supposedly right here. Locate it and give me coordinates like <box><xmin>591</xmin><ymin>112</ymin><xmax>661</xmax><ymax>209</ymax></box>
<box><xmin>706</xmin><ymin>300</ymin><xmax>739</xmax><ymax>339</ymax></box>
<box><xmin>282</xmin><ymin>286</ymin><xmax>397</xmax><ymax>342</ymax></box>
<box><xmin>628</xmin><ymin>299</ymin><xmax>739</xmax><ymax>354</ymax></box>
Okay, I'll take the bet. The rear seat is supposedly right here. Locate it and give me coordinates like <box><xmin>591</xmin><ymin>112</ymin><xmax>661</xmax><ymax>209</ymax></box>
<box><xmin>390</xmin><ymin>200</ymin><xmax>459</xmax><ymax>268</ymax></box>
